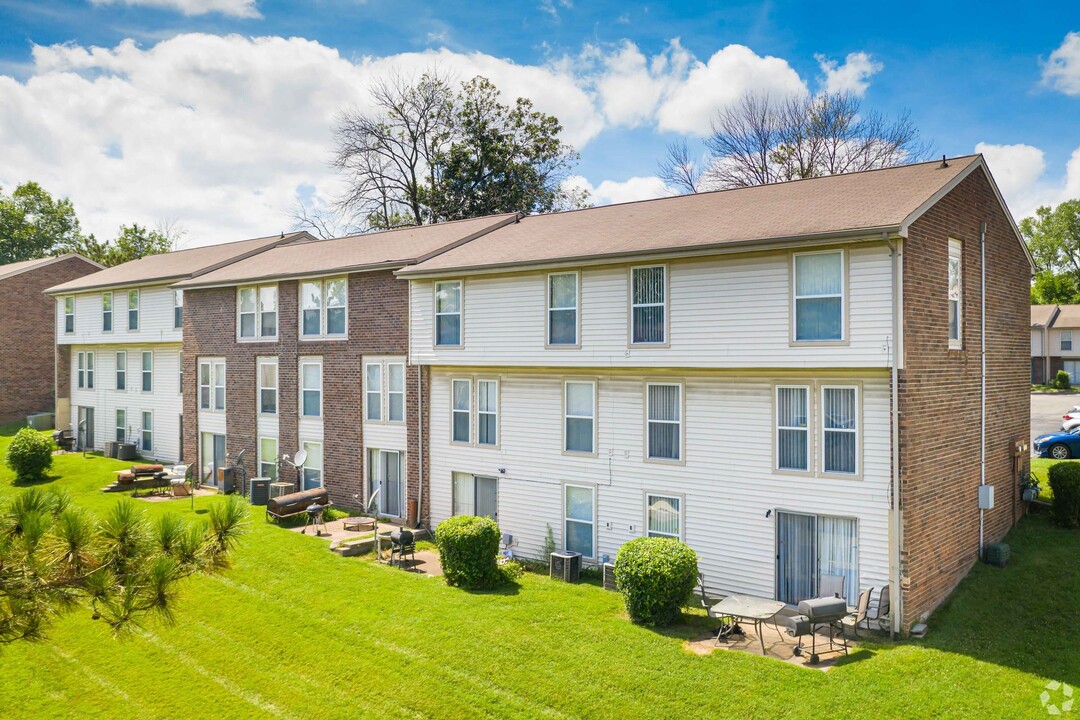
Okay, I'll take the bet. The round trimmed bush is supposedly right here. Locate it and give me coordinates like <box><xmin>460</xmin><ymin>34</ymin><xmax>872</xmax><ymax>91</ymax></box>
<box><xmin>434</xmin><ymin>515</ymin><xmax>501</xmax><ymax>589</ymax></box>
<box><xmin>1048</xmin><ymin>462</ymin><xmax>1080</xmax><ymax>528</ymax></box>
<box><xmin>615</xmin><ymin>536</ymin><xmax>699</xmax><ymax>626</ymax></box>
<box><xmin>6</xmin><ymin>427</ymin><xmax>53</xmax><ymax>483</ymax></box>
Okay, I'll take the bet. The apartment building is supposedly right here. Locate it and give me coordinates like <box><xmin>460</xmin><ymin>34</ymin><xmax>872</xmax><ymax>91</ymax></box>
<box><xmin>45</xmin><ymin>235</ymin><xmax>293</xmax><ymax>462</ymax></box>
<box><xmin>399</xmin><ymin>155</ymin><xmax>1031</xmax><ymax>630</ymax></box>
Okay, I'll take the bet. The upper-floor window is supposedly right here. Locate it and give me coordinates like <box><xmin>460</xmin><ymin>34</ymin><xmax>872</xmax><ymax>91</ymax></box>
<box><xmin>102</xmin><ymin>292</ymin><xmax>112</xmax><ymax>332</ymax></box>
<box><xmin>365</xmin><ymin>363</ymin><xmax>382</xmax><ymax>421</ymax></box>
<box><xmin>631</xmin><ymin>266</ymin><xmax>666</xmax><ymax>344</ymax></box>
<box><xmin>127</xmin><ymin>289</ymin><xmax>140</xmax><ymax>331</ymax></box>
<box><xmin>388</xmin><ymin>363</ymin><xmax>405</xmax><ymax>423</ymax></box>
<box><xmin>1063</xmin><ymin>331</ymin><xmax>1074</xmax><ymax>352</ymax></box>
<box><xmin>564</xmin><ymin>380</ymin><xmax>596</xmax><ymax>454</ymax></box>
<box><xmin>435</xmin><ymin>281</ymin><xmax>462</xmax><ymax>346</ymax></box>
<box><xmin>793</xmin><ymin>251</ymin><xmax>844</xmax><ymax>342</ymax></box>
<box><xmin>239</xmin><ymin>285</ymin><xmax>277</xmax><ymax>340</ymax></box>
<box><xmin>548</xmin><ymin>272</ymin><xmax>579</xmax><ymax>346</ymax></box>
<box><xmin>141</xmin><ymin>351</ymin><xmax>153</xmax><ymax>392</ymax></box>
<box><xmin>822</xmin><ymin>386</ymin><xmax>858</xmax><ymax>475</ymax></box>
<box><xmin>173</xmin><ymin>289</ymin><xmax>184</xmax><ymax>330</ymax></box>
<box><xmin>366</xmin><ymin>361</ymin><xmax>405</xmax><ymax>423</ymax></box>
<box><xmin>258</xmin><ymin>357</ymin><xmax>278</xmax><ymax>414</ymax></box>
<box><xmin>646</xmin><ymin>382</ymin><xmax>681</xmax><ymax>461</ymax></box>
<box><xmin>77</xmin><ymin>351</ymin><xmax>94</xmax><ymax>389</ymax></box>
<box><xmin>198</xmin><ymin>359</ymin><xmax>225</xmax><ymax>411</ymax></box>
<box><xmin>300</xmin><ymin>358</ymin><xmax>322</xmax><ymax>417</ymax></box>
<box><xmin>301</xmin><ymin>278</ymin><xmax>346</xmax><ymax>338</ymax></box>
<box><xmin>115</xmin><ymin>351</ymin><xmax>126</xmax><ymax>390</ymax></box>
<box><xmin>64</xmin><ymin>297</ymin><xmax>74</xmax><ymax>334</ymax></box>
<box><xmin>776</xmin><ymin>385</ymin><xmax>809</xmax><ymax>471</ymax></box>
<box><xmin>948</xmin><ymin>239</ymin><xmax>962</xmax><ymax>348</ymax></box>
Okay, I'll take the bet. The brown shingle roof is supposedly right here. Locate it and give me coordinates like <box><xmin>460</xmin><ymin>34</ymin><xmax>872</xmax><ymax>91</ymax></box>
<box><xmin>172</xmin><ymin>214</ymin><xmax>518</xmax><ymax>288</ymax></box>
<box><xmin>399</xmin><ymin>155</ymin><xmax>989</xmax><ymax>276</ymax></box>
<box><xmin>1032</xmin><ymin>304</ymin><xmax>1059</xmax><ymax>327</ymax></box>
<box><xmin>0</xmin><ymin>254</ymin><xmax>102</xmax><ymax>282</ymax></box>
<box><xmin>1051</xmin><ymin>305</ymin><xmax>1080</xmax><ymax>328</ymax></box>
<box><xmin>45</xmin><ymin>234</ymin><xmax>299</xmax><ymax>294</ymax></box>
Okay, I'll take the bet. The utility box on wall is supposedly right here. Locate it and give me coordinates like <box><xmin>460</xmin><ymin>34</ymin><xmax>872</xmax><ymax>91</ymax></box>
<box><xmin>978</xmin><ymin>485</ymin><xmax>995</xmax><ymax>510</ymax></box>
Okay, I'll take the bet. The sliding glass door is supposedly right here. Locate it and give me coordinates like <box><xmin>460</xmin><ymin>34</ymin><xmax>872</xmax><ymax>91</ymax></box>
<box><xmin>776</xmin><ymin>512</ymin><xmax>858</xmax><ymax>605</ymax></box>
<box><xmin>368</xmin><ymin>449</ymin><xmax>404</xmax><ymax>517</ymax></box>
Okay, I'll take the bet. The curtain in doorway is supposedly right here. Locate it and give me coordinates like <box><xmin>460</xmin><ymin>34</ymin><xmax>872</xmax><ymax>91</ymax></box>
<box><xmin>818</xmin><ymin>516</ymin><xmax>858</xmax><ymax>603</ymax></box>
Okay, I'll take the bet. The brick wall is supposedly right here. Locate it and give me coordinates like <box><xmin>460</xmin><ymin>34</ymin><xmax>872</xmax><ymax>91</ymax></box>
<box><xmin>899</xmin><ymin>168</ymin><xmax>1030</xmax><ymax>627</ymax></box>
<box><xmin>182</xmin><ymin>270</ymin><xmax>429</xmax><ymax>522</ymax></box>
<box><xmin>0</xmin><ymin>256</ymin><xmax>99</xmax><ymax>425</ymax></box>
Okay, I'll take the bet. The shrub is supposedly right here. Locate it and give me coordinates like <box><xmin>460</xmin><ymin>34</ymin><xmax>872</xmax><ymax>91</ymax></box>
<box><xmin>6</xmin><ymin>427</ymin><xmax>53</xmax><ymax>482</ymax></box>
<box><xmin>434</xmin><ymin>515</ymin><xmax>501</xmax><ymax>589</ymax></box>
<box><xmin>1054</xmin><ymin>370</ymin><xmax>1072</xmax><ymax>390</ymax></box>
<box><xmin>497</xmin><ymin>557</ymin><xmax>525</xmax><ymax>584</ymax></box>
<box><xmin>615</xmin><ymin>537</ymin><xmax>699</xmax><ymax>626</ymax></box>
<box><xmin>1048</xmin><ymin>462</ymin><xmax>1080</xmax><ymax>528</ymax></box>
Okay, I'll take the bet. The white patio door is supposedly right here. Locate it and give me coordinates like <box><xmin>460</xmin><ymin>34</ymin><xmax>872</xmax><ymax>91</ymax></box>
<box><xmin>776</xmin><ymin>512</ymin><xmax>858</xmax><ymax>605</ymax></box>
<box><xmin>368</xmin><ymin>449</ymin><xmax>404</xmax><ymax>517</ymax></box>
<box><xmin>78</xmin><ymin>407</ymin><xmax>95</xmax><ymax>450</ymax></box>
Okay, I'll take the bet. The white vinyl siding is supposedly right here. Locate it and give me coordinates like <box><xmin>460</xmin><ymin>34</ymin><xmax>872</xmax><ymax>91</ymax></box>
<box><xmin>630</xmin><ymin>265</ymin><xmax>665</xmax><ymax>344</ymax></box>
<box><xmin>435</xmin><ymin>281</ymin><xmax>462</xmax><ymax>346</ymax></box>
<box><xmin>548</xmin><ymin>272</ymin><xmax>578</xmax><ymax>345</ymax></box>
<box><xmin>300</xmin><ymin>278</ymin><xmax>347</xmax><ymax>339</ymax></box>
<box><xmin>115</xmin><ymin>351</ymin><xmax>126</xmax><ymax>390</ymax></box>
<box><xmin>102</xmin><ymin>292</ymin><xmax>113</xmax><ymax>333</ymax></box>
<box><xmin>564</xmin><ymin>381</ymin><xmax>595</xmax><ymax>454</ymax></box>
<box><xmin>127</xmin><ymin>289</ymin><xmax>140</xmax><ymax>331</ymax></box>
<box><xmin>793</xmin><ymin>250</ymin><xmax>844</xmax><ymax>342</ymax></box>
<box><xmin>258</xmin><ymin>358</ymin><xmax>278</xmax><ymax>415</ymax></box>
<box><xmin>58</xmin><ymin>286</ymin><xmax>183</xmax><ymax>346</ymax></box>
<box><xmin>646</xmin><ymin>383</ymin><xmax>681</xmax><ymax>461</ymax></box>
<box><xmin>776</xmin><ymin>386</ymin><xmax>809</xmax><ymax>471</ymax></box>
<box><xmin>647</xmin><ymin>494</ymin><xmax>681</xmax><ymax>540</ymax></box>
<box><xmin>948</xmin><ymin>239</ymin><xmax>962</xmax><ymax>348</ymax></box>
<box><xmin>300</xmin><ymin>358</ymin><xmax>322</xmax><ymax>418</ymax></box>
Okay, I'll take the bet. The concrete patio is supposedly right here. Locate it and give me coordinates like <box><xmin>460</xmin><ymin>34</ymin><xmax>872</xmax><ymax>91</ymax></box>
<box><xmin>284</xmin><ymin>516</ymin><xmax>443</xmax><ymax>575</ymax></box>
<box><xmin>684</xmin><ymin>614</ymin><xmax>865</xmax><ymax>670</ymax></box>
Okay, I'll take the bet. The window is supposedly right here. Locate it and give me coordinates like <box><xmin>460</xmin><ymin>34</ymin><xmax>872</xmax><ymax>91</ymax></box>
<box><xmin>647</xmin><ymin>494</ymin><xmax>681</xmax><ymax>540</ymax></box>
<box><xmin>477</xmin><ymin>380</ymin><xmax>498</xmax><ymax>446</ymax></box>
<box><xmin>301</xmin><ymin>441</ymin><xmax>322</xmax><ymax>490</ymax></box>
<box><xmin>199</xmin><ymin>362</ymin><xmax>210</xmax><ymax>409</ymax></box>
<box><xmin>368</xmin><ymin>449</ymin><xmax>404</xmax><ymax>516</ymax></box>
<box><xmin>259</xmin><ymin>286</ymin><xmax>277</xmax><ymax>337</ymax></box>
<box><xmin>451</xmin><ymin>379</ymin><xmax>470</xmax><ymax>443</ymax></box>
<box><xmin>77</xmin><ymin>352</ymin><xmax>85</xmax><ymax>389</ymax></box>
<box><xmin>141</xmin><ymin>351</ymin><xmax>153</xmax><ymax>392</ymax></box>
<box><xmin>388</xmin><ymin>363</ymin><xmax>405</xmax><ymax>423</ymax></box>
<box><xmin>238</xmin><ymin>285</ymin><xmax>277</xmax><ymax>339</ymax></box>
<box><xmin>631</xmin><ymin>266</ymin><xmax>665</xmax><ymax>344</ymax></box>
<box><xmin>115</xmin><ymin>409</ymin><xmax>126</xmax><ymax>442</ymax></box>
<box><xmin>793</xmin><ymin>251</ymin><xmax>844</xmax><ymax>342</ymax></box>
<box><xmin>777</xmin><ymin>386</ymin><xmax>809</xmax><ymax>471</ymax></box>
<box><xmin>646</xmin><ymin>383</ymin><xmax>681</xmax><ymax>461</ymax></box>
<box><xmin>178</xmin><ymin>351</ymin><xmax>183</xmax><ymax>396</ymax></box>
<box><xmin>239</xmin><ymin>288</ymin><xmax>256</xmax><ymax>338</ymax></box>
<box><xmin>141</xmin><ymin>411</ymin><xmax>153</xmax><ymax>453</ymax></box>
<box><xmin>102</xmin><ymin>292</ymin><xmax>112</xmax><ymax>332</ymax></box>
<box><xmin>452</xmin><ymin>472</ymin><xmax>498</xmax><ymax>520</ymax></box>
<box><xmin>300</xmin><ymin>359</ymin><xmax>322</xmax><ymax>417</ymax></box>
<box><xmin>435</xmin><ymin>281</ymin><xmax>462</xmax><ymax>346</ymax></box>
<box><xmin>258</xmin><ymin>358</ymin><xmax>277</xmax><ymax>414</ymax></box>
<box><xmin>212</xmin><ymin>361</ymin><xmax>225</xmax><ymax>410</ymax></box>
<box><xmin>115</xmin><ymin>351</ymin><xmax>126</xmax><ymax>390</ymax></box>
<box><xmin>365</xmin><ymin>363</ymin><xmax>382</xmax><ymax>421</ymax></box>
<box><xmin>564</xmin><ymin>484</ymin><xmax>595</xmax><ymax>558</ymax></box>
<box><xmin>199</xmin><ymin>359</ymin><xmax>225</xmax><ymax>411</ymax></box>
<box><xmin>77</xmin><ymin>352</ymin><xmax>94</xmax><ymax>389</ymax></box>
<box><xmin>127</xmin><ymin>289</ymin><xmax>139</xmax><ymax>331</ymax></box>
<box><xmin>64</xmin><ymin>297</ymin><xmax>75</xmax><ymax>334</ymax></box>
<box><xmin>300</xmin><ymin>278</ymin><xmax>346</xmax><ymax>338</ymax></box>
<box><xmin>948</xmin><ymin>240</ymin><xmax>962</xmax><ymax>348</ymax></box>
<box><xmin>548</xmin><ymin>272</ymin><xmax>578</xmax><ymax>345</ymax></box>
<box><xmin>564</xmin><ymin>381</ymin><xmax>595</xmax><ymax>454</ymax></box>
<box><xmin>1063</xmin><ymin>331</ymin><xmax>1073</xmax><ymax>352</ymax></box>
<box><xmin>259</xmin><ymin>437</ymin><xmax>278</xmax><ymax>481</ymax></box>
<box><xmin>822</xmin><ymin>386</ymin><xmax>858</xmax><ymax>475</ymax></box>
<box><xmin>173</xmin><ymin>289</ymin><xmax>183</xmax><ymax>330</ymax></box>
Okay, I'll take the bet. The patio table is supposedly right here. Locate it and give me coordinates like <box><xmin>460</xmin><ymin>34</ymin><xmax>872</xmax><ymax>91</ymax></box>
<box><xmin>710</xmin><ymin>595</ymin><xmax>787</xmax><ymax>654</ymax></box>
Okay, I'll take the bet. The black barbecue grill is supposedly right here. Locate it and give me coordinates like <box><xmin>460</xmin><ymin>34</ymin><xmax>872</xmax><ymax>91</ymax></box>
<box><xmin>303</xmin><ymin>503</ymin><xmax>328</xmax><ymax>536</ymax></box>
<box><xmin>785</xmin><ymin>596</ymin><xmax>851</xmax><ymax>664</ymax></box>
<box><xmin>389</xmin><ymin>529</ymin><xmax>416</xmax><ymax>569</ymax></box>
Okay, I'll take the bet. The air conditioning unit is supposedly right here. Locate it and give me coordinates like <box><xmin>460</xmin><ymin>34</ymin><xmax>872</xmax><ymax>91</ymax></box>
<box><xmin>549</xmin><ymin>551</ymin><xmax>582</xmax><ymax>583</ymax></box>
<box><xmin>602</xmin><ymin>562</ymin><xmax>617</xmax><ymax>591</ymax></box>
<box><xmin>248</xmin><ymin>477</ymin><xmax>270</xmax><ymax>506</ymax></box>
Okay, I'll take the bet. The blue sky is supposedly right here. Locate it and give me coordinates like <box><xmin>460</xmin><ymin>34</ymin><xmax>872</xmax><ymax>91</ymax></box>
<box><xmin>0</xmin><ymin>0</ymin><xmax>1077</xmax><ymax>244</ymax></box>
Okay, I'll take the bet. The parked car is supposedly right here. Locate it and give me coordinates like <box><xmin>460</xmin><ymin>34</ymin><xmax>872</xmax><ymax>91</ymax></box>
<box><xmin>1034</xmin><ymin>428</ymin><xmax>1080</xmax><ymax>459</ymax></box>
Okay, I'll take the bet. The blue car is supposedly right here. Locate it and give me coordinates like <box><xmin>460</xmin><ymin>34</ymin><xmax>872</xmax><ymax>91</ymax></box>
<box><xmin>1034</xmin><ymin>428</ymin><xmax>1080</xmax><ymax>459</ymax></box>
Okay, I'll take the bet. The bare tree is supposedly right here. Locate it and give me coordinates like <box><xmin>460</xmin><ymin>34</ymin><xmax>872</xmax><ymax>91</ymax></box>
<box><xmin>657</xmin><ymin>139</ymin><xmax>702</xmax><ymax>195</ymax></box>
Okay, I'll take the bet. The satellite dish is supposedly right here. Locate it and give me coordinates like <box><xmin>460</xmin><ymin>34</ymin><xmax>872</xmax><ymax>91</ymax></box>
<box><xmin>366</xmin><ymin>487</ymin><xmax>381</xmax><ymax>514</ymax></box>
<box><xmin>293</xmin><ymin>448</ymin><xmax>308</xmax><ymax>467</ymax></box>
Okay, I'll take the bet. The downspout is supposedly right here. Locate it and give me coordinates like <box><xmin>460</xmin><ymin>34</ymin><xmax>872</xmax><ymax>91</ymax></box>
<box><xmin>418</xmin><ymin>366</ymin><xmax>425</xmax><ymax>529</ymax></box>
<box><xmin>979</xmin><ymin>222</ymin><xmax>987</xmax><ymax>557</ymax></box>
<box><xmin>885</xmin><ymin>236</ymin><xmax>902</xmax><ymax>638</ymax></box>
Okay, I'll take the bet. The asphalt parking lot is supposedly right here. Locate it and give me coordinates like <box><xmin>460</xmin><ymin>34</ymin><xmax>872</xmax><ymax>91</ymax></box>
<box><xmin>1031</xmin><ymin>393</ymin><xmax>1077</xmax><ymax>449</ymax></box>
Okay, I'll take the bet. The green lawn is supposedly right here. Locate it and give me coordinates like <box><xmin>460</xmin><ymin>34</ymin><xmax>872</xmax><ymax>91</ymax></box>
<box><xmin>1</xmin><ymin>425</ymin><xmax>1076</xmax><ymax>719</ymax></box>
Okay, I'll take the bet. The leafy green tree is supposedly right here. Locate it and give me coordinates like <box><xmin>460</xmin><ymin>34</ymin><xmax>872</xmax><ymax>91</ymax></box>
<box><xmin>0</xmin><ymin>182</ymin><xmax>83</xmax><ymax>264</ymax></box>
<box><xmin>1022</xmin><ymin>200</ymin><xmax>1080</xmax><ymax>303</ymax></box>
<box><xmin>66</xmin><ymin>224</ymin><xmax>174</xmax><ymax>268</ymax></box>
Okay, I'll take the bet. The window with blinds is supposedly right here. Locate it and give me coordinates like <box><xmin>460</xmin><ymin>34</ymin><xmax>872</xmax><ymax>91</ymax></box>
<box><xmin>631</xmin><ymin>266</ymin><xmax>666</xmax><ymax>344</ymax></box>
<box><xmin>300</xmin><ymin>359</ymin><xmax>322</xmax><ymax>417</ymax></box>
<box><xmin>793</xmin><ymin>251</ymin><xmax>843</xmax><ymax>341</ymax></box>
<box><xmin>646</xmin><ymin>383</ymin><xmax>681</xmax><ymax>461</ymax></box>
<box><xmin>258</xmin><ymin>358</ymin><xmax>277</xmax><ymax>414</ymax></box>
<box><xmin>822</xmin><ymin>386</ymin><xmax>857</xmax><ymax>474</ymax></box>
<box><xmin>647</xmin><ymin>494</ymin><xmax>681</xmax><ymax>539</ymax></box>
<box><xmin>776</xmin><ymin>385</ymin><xmax>809</xmax><ymax>471</ymax></box>
<box><xmin>564</xmin><ymin>381</ymin><xmax>595</xmax><ymax>454</ymax></box>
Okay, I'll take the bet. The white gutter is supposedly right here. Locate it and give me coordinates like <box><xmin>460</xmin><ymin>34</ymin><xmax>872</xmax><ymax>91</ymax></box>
<box><xmin>886</xmin><ymin>237</ymin><xmax>903</xmax><ymax>637</ymax></box>
<box><xmin>979</xmin><ymin>222</ymin><xmax>988</xmax><ymax>557</ymax></box>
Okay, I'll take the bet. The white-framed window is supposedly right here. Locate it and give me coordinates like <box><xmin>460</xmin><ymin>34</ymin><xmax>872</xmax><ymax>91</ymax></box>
<box><xmin>777</xmin><ymin>385</ymin><xmax>810</xmax><ymax>471</ymax></box>
<box><xmin>300</xmin><ymin>278</ymin><xmax>347</xmax><ymax>338</ymax></box>
<box><xmin>127</xmin><ymin>289</ymin><xmax>140</xmax><ymax>331</ymax></box>
<box><xmin>77</xmin><ymin>352</ymin><xmax>84</xmax><ymax>389</ymax></box>
<box><xmin>115</xmin><ymin>351</ymin><xmax>126</xmax><ymax>390</ymax></box>
<box><xmin>564</xmin><ymin>380</ymin><xmax>595</xmax><ymax>454</ymax></box>
<box><xmin>387</xmin><ymin>363</ymin><xmax>405</xmax><ymax>423</ymax></box>
<box><xmin>948</xmin><ymin>239</ymin><xmax>962</xmax><ymax>348</ymax></box>
<box><xmin>646</xmin><ymin>494</ymin><xmax>682</xmax><ymax>540</ymax></box>
<box><xmin>435</xmin><ymin>280</ymin><xmax>462</xmax><ymax>346</ymax></box>
<box><xmin>199</xmin><ymin>359</ymin><xmax>225</xmax><ymax>411</ymax></box>
<box><xmin>793</xmin><ymin>250</ymin><xmax>844</xmax><ymax>342</ymax></box>
<box><xmin>173</xmin><ymin>289</ymin><xmax>184</xmax><ymax>330</ymax></box>
<box><xmin>564</xmin><ymin>484</ymin><xmax>595</xmax><ymax>558</ymax></box>
<box><xmin>477</xmin><ymin>379</ymin><xmax>498</xmax><ymax>446</ymax></box>
<box><xmin>87</xmin><ymin>352</ymin><xmax>94</xmax><ymax>389</ymax></box>
<box><xmin>77</xmin><ymin>352</ymin><xmax>95</xmax><ymax>390</ymax></box>
<box><xmin>199</xmin><ymin>362</ymin><xmax>210</xmax><ymax>409</ymax></box>
<box><xmin>548</xmin><ymin>272</ymin><xmax>579</xmax><ymax>345</ymax></box>
<box><xmin>367</xmin><ymin>449</ymin><xmax>404</xmax><ymax>517</ymax></box>
<box><xmin>102</xmin><ymin>292</ymin><xmax>112</xmax><ymax>332</ymax></box>
<box><xmin>213</xmin><ymin>361</ymin><xmax>225</xmax><ymax>410</ymax></box>
<box><xmin>259</xmin><ymin>437</ymin><xmax>278</xmax><ymax>481</ymax></box>
<box><xmin>141</xmin><ymin>411</ymin><xmax>153</xmax><ymax>453</ymax></box>
<box><xmin>64</xmin><ymin>296</ymin><xmax>75</xmax><ymax>334</ymax></box>
<box><xmin>452</xmin><ymin>472</ymin><xmax>498</xmax><ymax>520</ymax></box>
<box><xmin>451</xmin><ymin>378</ymin><xmax>470</xmax><ymax>443</ymax></box>
<box><xmin>238</xmin><ymin>285</ymin><xmax>278</xmax><ymax>340</ymax></box>
<box><xmin>1063</xmin><ymin>331</ymin><xmax>1073</xmax><ymax>352</ymax></box>
<box><xmin>115</xmin><ymin>408</ymin><xmax>126</xmax><ymax>442</ymax></box>
<box><xmin>365</xmin><ymin>363</ymin><xmax>382</xmax><ymax>421</ymax></box>
<box><xmin>822</xmin><ymin>386</ymin><xmax>858</xmax><ymax>475</ymax></box>
<box><xmin>301</xmin><ymin>441</ymin><xmax>323</xmax><ymax>490</ymax></box>
<box><xmin>631</xmin><ymin>265</ymin><xmax>666</xmax><ymax>344</ymax></box>
<box><xmin>646</xmin><ymin>382</ymin><xmax>681</xmax><ymax>461</ymax></box>
<box><xmin>258</xmin><ymin>357</ymin><xmax>278</xmax><ymax>415</ymax></box>
<box><xmin>300</xmin><ymin>358</ymin><xmax>322</xmax><ymax>417</ymax></box>
<box><xmin>141</xmin><ymin>351</ymin><xmax>153</xmax><ymax>392</ymax></box>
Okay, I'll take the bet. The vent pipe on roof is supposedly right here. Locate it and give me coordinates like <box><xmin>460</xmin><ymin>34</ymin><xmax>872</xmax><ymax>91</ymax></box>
<box><xmin>940</xmin><ymin>155</ymin><xmax>949</xmax><ymax>169</ymax></box>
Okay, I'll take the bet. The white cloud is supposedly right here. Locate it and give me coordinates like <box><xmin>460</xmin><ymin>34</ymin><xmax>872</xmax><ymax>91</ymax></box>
<box><xmin>583</xmin><ymin>39</ymin><xmax>691</xmax><ymax>127</ymax></box>
<box><xmin>976</xmin><ymin>141</ymin><xmax>1080</xmax><ymax>220</ymax></box>
<box><xmin>1042</xmin><ymin>31</ymin><xmax>1080</xmax><ymax>95</ymax></box>
<box><xmin>89</xmin><ymin>0</ymin><xmax>261</xmax><ymax>18</ymax></box>
<box><xmin>815</xmin><ymin>51</ymin><xmax>882</xmax><ymax>96</ymax></box>
<box><xmin>565</xmin><ymin>175</ymin><xmax>673</xmax><ymax>206</ymax></box>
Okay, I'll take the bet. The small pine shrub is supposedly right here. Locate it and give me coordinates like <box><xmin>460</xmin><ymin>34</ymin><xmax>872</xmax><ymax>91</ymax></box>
<box><xmin>615</xmin><ymin>537</ymin><xmax>699</xmax><ymax>626</ymax></box>
<box><xmin>6</xmin><ymin>427</ymin><xmax>53</xmax><ymax>482</ymax></box>
<box><xmin>434</xmin><ymin>515</ymin><xmax>501</xmax><ymax>589</ymax></box>
<box><xmin>1054</xmin><ymin>370</ymin><xmax>1072</xmax><ymax>390</ymax></box>
<box><xmin>1048</xmin><ymin>462</ymin><xmax>1080</xmax><ymax>528</ymax></box>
